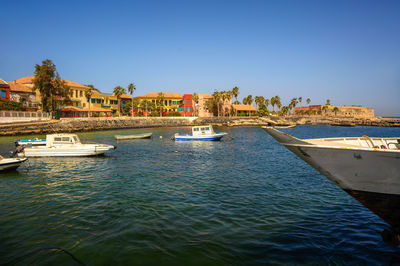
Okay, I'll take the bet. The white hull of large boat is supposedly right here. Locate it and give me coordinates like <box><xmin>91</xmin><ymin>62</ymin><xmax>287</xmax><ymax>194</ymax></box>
<box><xmin>263</xmin><ymin>127</ymin><xmax>400</xmax><ymax>196</ymax></box>
<box><xmin>18</xmin><ymin>144</ymin><xmax>115</xmax><ymax>157</ymax></box>
<box><xmin>0</xmin><ymin>158</ymin><xmax>28</xmax><ymax>171</ymax></box>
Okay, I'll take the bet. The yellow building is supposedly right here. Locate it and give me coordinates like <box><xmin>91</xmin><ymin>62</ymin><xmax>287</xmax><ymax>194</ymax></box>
<box><xmin>90</xmin><ymin>91</ymin><xmax>120</xmax><ymax>115</ymax></box>
<box><xmin>14</xmin><ymin>76</ymin><xmax>90</xmax><ymax>109</ymax></box>
<box><xmin>135</xmin><ymin>92</ymin><xmax>183</xmax><ymax>114</ymax></box>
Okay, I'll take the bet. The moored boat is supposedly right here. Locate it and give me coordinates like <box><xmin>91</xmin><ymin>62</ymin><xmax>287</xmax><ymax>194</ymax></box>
<box><xmin>0</xmin><ymin>156</ymin><xmax>27</xmax><ymax>171</ymax></box>
<box><xmin>173</xmin><ymin>125</ymin><xmax>227</xmax><ymax>141</ymax></box>
<box><xmin>115</xmin><ymin>133</ymin><xmax>152</xmax><ymax>140</ymax></box>
<box><xmin>262</xmin><ymin>126</ymin><xmax>400</xmax><ymax>230</ymax></box>
<box><xmin>16</xmin><ymin>134</ymin><xmax>116</xmax><ymax>157</ymax></box>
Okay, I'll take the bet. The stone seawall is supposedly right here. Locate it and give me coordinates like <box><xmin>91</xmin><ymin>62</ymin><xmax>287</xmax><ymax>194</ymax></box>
<box><xmin>0</xmin><ymin>116</ymin><xmax>398</xmax><ymax>136</ymax></box>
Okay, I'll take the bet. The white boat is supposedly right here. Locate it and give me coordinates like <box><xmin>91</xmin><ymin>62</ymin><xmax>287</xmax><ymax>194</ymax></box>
<box><xmin>15</xmin><ymin>138</ymin><xmax>46</xmax><ymax>146</ymax></box>
<box><xmin>262</xmin><ymin>126</ymin><xmax>400</xmax><ymax>229</ymax></box>
<box><xmin>16</xmin><ymin>134</ymin><xmax>116</xmax><ymax>157</ymax></box>
<box><xmin>173</xmin><ymin>125</ymin><xmax>227</xmax><ymax>141</ymax></box>
<box><xmin>0</xmin><ymin>157</ymin><xmax>27</xmax><ymax>171</ymax></box>
<box><xmin>115</xmin><ymin>133</ymin><xmax>152</xmax><ymax>140</ymax></box>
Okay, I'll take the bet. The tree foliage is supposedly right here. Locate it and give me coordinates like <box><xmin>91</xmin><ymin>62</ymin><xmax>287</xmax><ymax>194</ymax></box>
<box><xmin>33</xmin><ymin>59</ymin><xmax>70</xmax><ymax>112</ymax></box>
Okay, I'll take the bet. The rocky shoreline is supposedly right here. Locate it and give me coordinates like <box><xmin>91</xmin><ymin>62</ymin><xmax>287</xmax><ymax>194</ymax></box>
<box><xmin>0</xmin><ymin>116</ymin><xmax>398</xmax><ymax>136</ymax></box>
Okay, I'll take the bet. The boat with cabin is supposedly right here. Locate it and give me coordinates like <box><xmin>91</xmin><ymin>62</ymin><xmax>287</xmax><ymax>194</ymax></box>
<box><xmin>262</xmin><ymin>126</ymin><xmax>400</xmax><ymax>231</ymax></box>
<box><xmin>0</xmin><ymin>156</ymin><xmax>27</xmax><ymax>171</ymax></box>
<box><xmin>16</xmin><ymin>134</ymin><xmax>116</xmax><ymax>157</ymax></box>
<box><xmin>173</xmin><ymin>125</ymin><xmax>227</xmax><ymax>141</ymax></box>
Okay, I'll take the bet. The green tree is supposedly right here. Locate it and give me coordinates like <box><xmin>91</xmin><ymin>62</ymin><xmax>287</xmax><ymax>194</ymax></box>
<box><xmin>85</xmin><ymin>84</ymin><xmax>100</xmax><ymax>92</ymax></box>
<box><xmin>113</xmin><ymin>86</ymin><xmax>126</xmax><ymax>116</ymax></box>
<box><xmin>275</xmin><ymin>96</ymin><xmax>281</xmax><ymax>111</ymax></box>
<box><xmin>332</xmin><ymin>106</ymin><xmax>339</xmax><ymax>116</ymax></box>
<box><xmin>326</xmin><ymin>99</ymin><xmax>331</xmax><ymax>105</ymax></box>
<box><xmin>192</xmin><ymin>93</ymin><xmax>199</xmax><ymax>116</ymax></box>
<box><xmin>157</xmin><ymin>92</ymin><xmax>165</xmax><ymax>117</ymax></box>
<box><xmin>265</xmin><ymin>98</ymin><xmax>270</xmax><ymax>110</ymax></box>
<box><xmin>212</xmin><ymin>91</ymin><xmax>221</xmax><ymax>117</ymax></box>
<box><xmin>33</xmin><ymin>59</ymin><xmax>71</xmax><ymax>115</ymax></box>
<box><xmin>306</xmin><ymin>98</ymin><xmax>311</xmax><ymax>105</ymax></box>
<box><xmin>127</xmin><ymin>83</ymin><xmax>136</xmax><ymax>117</ymax></box>
<box><xmin>232</xmin><ymin>87</ymin><xmax>239</xmax><ymax>116</ymax></box>
<box><xmin>84</xmin><ymin>87</ymin><xmax>92</xmax><ymax>118</ymax></box>
<box><xmin>298</xmin><ymin>97</ymin><xmax>302</xmax><ymax>106</ymax></box>
<box><xmin>322</xmin><ymin>105</ymin><xmax>329</xmax><ymax>115</ymax></box>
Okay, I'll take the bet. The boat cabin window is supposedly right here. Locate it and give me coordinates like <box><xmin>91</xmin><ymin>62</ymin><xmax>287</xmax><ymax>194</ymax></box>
<box><xmin>62</xmin><ymin>137</ymin><xmax>70</xmax><ymax>142</ymax></box>
<box><xmin>73</xmin><ymin>136</ymin><xmax>79</xmax><ymax>142</ymax></box>
<box><xmin>54</xmin><ymin>137</ymin><xmax>62</xmax><ymax>142</ymax></box>
<box><xmin>193</xmin><ymin>128</ymin><xmax>199</xmax><ymax>131</ymax></box>
<box><xmin>201</xmin><ymin>127</ymin><xmax>209</xmax><ymax>131</ymax></box>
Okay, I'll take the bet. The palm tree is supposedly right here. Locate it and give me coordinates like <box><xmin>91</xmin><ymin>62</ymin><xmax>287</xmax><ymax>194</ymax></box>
<box><xmin>212</xmin><ymin>91</ymin><xmax>221</xmax><ymax>117</ymax></box>
<box><xmin>298</xmin><ymin>97</ymin><xmax>302</xmax><ymax>106</ymax></box>
<box><xmin>113</xmin><ymin>86</ymin><xmax>126</xmax><ymax>116</ymax></box>
<box><xmin>322</xmin><ymin>105</ymin><xmax>329</xmax><ymax>115</ymax></box>
<box><xmin>265</xmin><ymin>98</ymin><xmax>270</xmax><ymax>110</ymax></box>
<box><xmin>84</xmin><ymin>87</ymin><xmax>92</xmax><ymax>118</ymax></box>
<box><xmin>157</xmin><ymin>92</ymin><xmax>165</xmax><ymax>117</ymax></box>
<box><xmin>275</xmin><ymin>95</ymin><xmax>281</xmax><ymax>111</ymax></box>
<box><xmin>254</xmin><ymin>96</ymin><xmax>261</xmax><ymax>110</ymax></box>
<box><xmin>326</xmin><ymin>99</ymin><xmax>331</xmax><ymax>105</ymax></box>
<box><xmin>270</xmin><ymin>96</ymin><xmax>276</xmax><ymax>111</ymax></box>
<box><xmin>127</xmin><ymin>82</ymin><xmax>136</xmax><ymax>117</ymax></box>
<box><xmin>281</xmin><ymin>106</ymin><xmax>289</xmax><ymax>116</ymax></box>
<box><xmin>332</xmin><ymin>106</ymin><xmax>339</xmax><ymax>116</ymax></box>
<box><xmin>246</xmin><ymin>95</ymin><xmax>253</xmax><ymax>116</ymax></box>
<box><xmin>232</xmin><ymin>86</ymin><xmax>239</xmax><ymax>104</ymax></box>
<box><xmin>306</xmin><ymin>98</ymin><xmax>311</xmax><ymax>105</ymax></box>
<box><xmin>289</xmin><ymin>98</ymin><xmax>298</xmax><ymax>115</ymax></box>
<box><xmin>192</xmin><ymin>93</ymin><xmax>199</xmax><ymax>116</ymax></box>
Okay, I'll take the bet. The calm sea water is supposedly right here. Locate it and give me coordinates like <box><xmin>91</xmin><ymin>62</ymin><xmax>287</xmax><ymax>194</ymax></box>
<box><xmin>0</xmin><ymin>126</ymin><xmax>399</xmax><ymax>265</ymax></box>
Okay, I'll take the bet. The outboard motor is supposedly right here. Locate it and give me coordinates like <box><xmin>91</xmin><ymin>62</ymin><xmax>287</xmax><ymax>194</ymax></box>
<box><xmin>12</xmin><ymin>145</ymin><xmax>25</xmax><ymax>157</ymax></box>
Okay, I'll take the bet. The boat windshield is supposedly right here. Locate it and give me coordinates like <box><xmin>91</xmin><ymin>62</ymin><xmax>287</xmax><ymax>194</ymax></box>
<box><xmin>73</xmin><ymin>136</ymin><xmax>80</xmax><ymax>143</ymax></box>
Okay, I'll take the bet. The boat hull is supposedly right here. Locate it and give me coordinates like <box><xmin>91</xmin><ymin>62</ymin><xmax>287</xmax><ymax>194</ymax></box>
<box><xmin>0</xmin><ymin>158</ymin><xmax>28</xmax><ymax>171</ymax></box>
<box><xmin>17</xmin><ymin>145</ymin><xmax>115</xmax><ymax>157</ymax></box>
<box><xmin>262</xmin><ymin>127</ymin><xmax>400</xmax><ymax>229</ymax></box>
<box><xmin>115</xmin><ymin>133</ymin><xmax>152</xmax><ymax>140</ymax></box>
<box><xmin>174</xmin><ymin>133</ymin><xmax>227</xmax><ymax>141</ymax></box>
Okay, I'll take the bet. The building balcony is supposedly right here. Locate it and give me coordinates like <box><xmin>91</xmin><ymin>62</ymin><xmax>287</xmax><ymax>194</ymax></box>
<box><xmin>102</xmin><ymin>103</ymin><xmax>111</xmax><ymax>108</ymax></box>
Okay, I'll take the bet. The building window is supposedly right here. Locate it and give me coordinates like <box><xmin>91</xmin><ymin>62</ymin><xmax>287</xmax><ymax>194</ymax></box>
<box><xmin>177</xmin><ymin>108</ymin><xmax>184</xmax><ymax>112</ymax></box>
<box><xmin>187</xmin><ymin>100</ymin><xmax>190</xmax><ymax>104</ymax></box>
<box><xmin>83</xmin><ymin>103</ymin><xmax>86</xmax><ymax>107</ymax></box>
<box><xmin>0</xmin><ymin>90</ymin><xmax>5</xmax><ymax>98</ymax></box>
<box><xmin>186</xmin><ymin>107</ymin><xmax>191</xmax><ymax>112</ymax></box>
<box><xmin>96</xmin><ymin>99</ymin><xmax>102</xmax><ymax>104</ymax></box>
<box><xmin>80</xmin><ymin>91</ymin><xmax>83</xmax><ymax>97</ymax></box>
<box><xmin>91</xmin><ymin>99</ymin><xmax>96</xmax><ymax>103</ymax></box>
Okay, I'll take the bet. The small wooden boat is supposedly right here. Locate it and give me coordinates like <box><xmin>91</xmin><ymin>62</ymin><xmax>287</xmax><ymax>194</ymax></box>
<box><xmin>274</xmin><ymin>125</ymin><xmax>296</xmax><ymax>129</ymax></box>
<box><xmin>173</xmin><ymin>125</ymin><xmax>227</xmax><ymax>141</ymax></box>
<box><xmin>0</xmin><ymin>156</ymin><xmax>27</xmax><ymax>171</ymax></box>
<box><xmin>115</xmin><ymin>133</ymin><xmax>153</xmax><ymax>140</ymax></box>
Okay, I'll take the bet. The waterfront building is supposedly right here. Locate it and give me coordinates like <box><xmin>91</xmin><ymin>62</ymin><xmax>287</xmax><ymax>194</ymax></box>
<box><xmin>196</xmin><ymin>94</ymin><xmax>213</xmax><ymax>117</ymax></box>
<box><xmin>8</xmin><ymin>81</ymin><xmax>37</xmax><ymax>111</ymax></box>
<box><xmin>134</xmin><ymin>92</ymin><xmax>184</xmax><ymax>116</ymax></box>
<box><xmin>119</xmin><ymin>94</ymin><xmax>132</xmax><ymax>112</ymax></box>
<box><xmin>294</xmin><ymin>105</ymin><xmax>374</xmax><ymax>118</ymax></box>
<box><xmin>13</xmin><ymin>76</ymin><xmax>91</xmax><ymax>110</ymax></box>
<box><xmin>59</xmin><ymin>106</ymin><xmax>112</xmax><ymax>118</ymax></box>
<box><xmin>90</xmin><ymin>91</ymin><xmax>120</xmax><ymax>115</ymax></box>
<box><xmin>178</xmin><ymin>94</ymin><xmax>193</xmax><ymax>116</ymax></box>
<box><xmin>232</xmin><ymin>104</ymin><xmax>257</xmax><ymax>116</ymax></box>
<box><xmin>0</xmin><ymin>79</ymin><xmax>10</xmax><ymax>102</ymax></box>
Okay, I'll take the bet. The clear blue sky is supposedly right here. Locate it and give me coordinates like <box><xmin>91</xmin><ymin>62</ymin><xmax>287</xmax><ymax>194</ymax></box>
<box><xmin>1</xmin><ymin>0</ymin><xmax>399</xmax><ymax>116</ymax></box>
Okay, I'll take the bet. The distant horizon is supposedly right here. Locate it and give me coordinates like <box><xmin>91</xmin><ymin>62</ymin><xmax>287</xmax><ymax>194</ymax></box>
<box><xmin>1</xmin><ymin>0</ymin><xmax>399</xmax><ymax>117</ymax></box>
